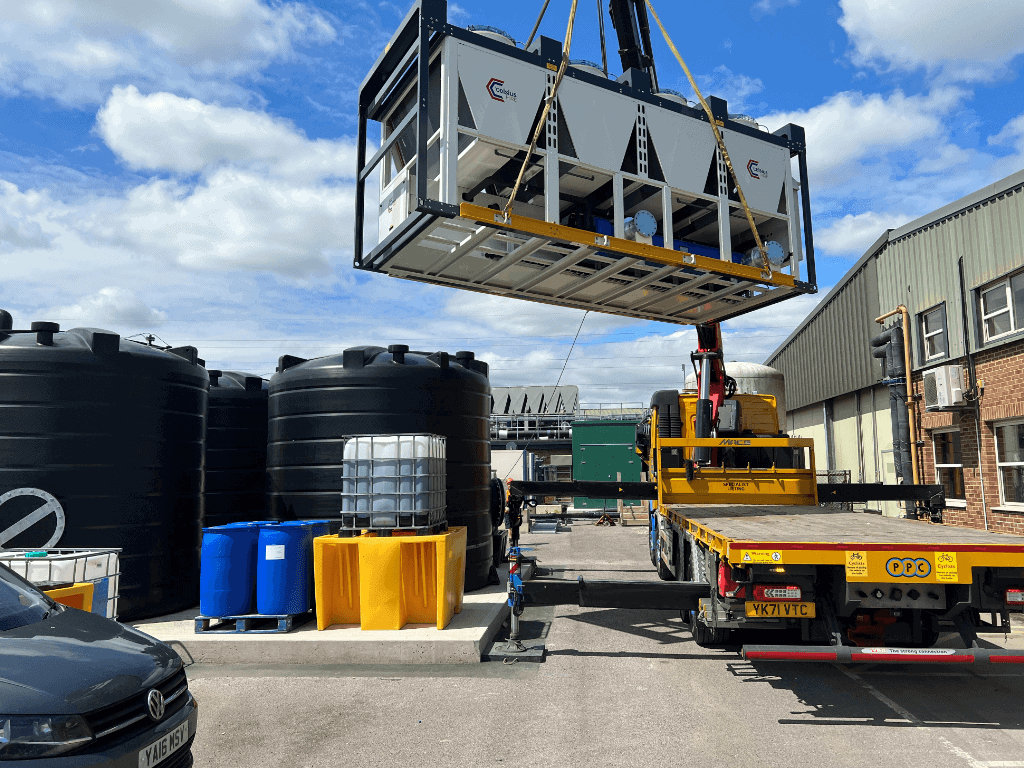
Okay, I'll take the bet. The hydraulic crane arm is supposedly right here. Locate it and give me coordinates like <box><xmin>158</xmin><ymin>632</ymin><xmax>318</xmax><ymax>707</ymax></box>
<box><xmin>691</xmin><ymin>322</ymin><xmax>725</xmax><ymax>463</ymax></box>
<box><xmin>607</xmin><ymin>0</ymin><xmax>659</xmax><ymax>91</ymax></box>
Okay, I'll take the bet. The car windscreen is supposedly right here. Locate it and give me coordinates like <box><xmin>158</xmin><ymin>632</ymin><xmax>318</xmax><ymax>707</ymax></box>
<box><xmin>0</xmin><ymin>562</ymin><xmax>55</xmax><ymax>631</ymax></box>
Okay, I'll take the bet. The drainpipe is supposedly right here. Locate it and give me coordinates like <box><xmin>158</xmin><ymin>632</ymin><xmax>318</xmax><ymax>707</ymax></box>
<box><xmin>958</xmin><ymin>256</ymin><xmax>989</xmax><ymax>530</ymax></box>
<box><xmin>875</xmin><ymin>306</ymin><xmax>920</xmax><ymax>486</ymax></box>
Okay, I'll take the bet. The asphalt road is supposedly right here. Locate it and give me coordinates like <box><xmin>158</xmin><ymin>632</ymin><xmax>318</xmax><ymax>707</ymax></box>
<box><xmin>188</xmin><ymin>524</ymin><xmax>1024</xmax><ymax>768</ymax></box>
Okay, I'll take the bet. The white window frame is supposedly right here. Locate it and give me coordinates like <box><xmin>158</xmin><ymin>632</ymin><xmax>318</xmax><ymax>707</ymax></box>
<box><xmin>932</xmin><ymin>428</ymin><xmax>965</xmax><ymax>505</ymax></box>
<box><xmin>995</xmin><ymin>418</ymin><xmax>1024</xmax><ymax>508</ymax></box>
<box><xmin>920</xmin><ymin>304</ymin><xmax>946</xmax><ymax>361</ymax></box>
<box><xmin>979</xmin><ymin>271</ymin><xmax>1024</xmax><ymax>343</ymax></box>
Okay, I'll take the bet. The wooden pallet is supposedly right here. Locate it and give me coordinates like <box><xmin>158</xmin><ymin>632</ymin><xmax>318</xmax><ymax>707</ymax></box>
<box><xmin>194</xmin><ymin>610</ymin><xmax>314</xmax><ymax>634</ymax></box>
<box><xmin>618</xmin><ymin>506</ymin><xmax>650</xmax><ymax>527</ymax></box>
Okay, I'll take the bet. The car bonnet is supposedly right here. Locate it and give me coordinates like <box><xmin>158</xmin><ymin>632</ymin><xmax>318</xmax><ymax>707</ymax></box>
<box><xmin>0</xmin><ymin>608</ymin><xmax>181</xmax><ymax>715</ymax></box>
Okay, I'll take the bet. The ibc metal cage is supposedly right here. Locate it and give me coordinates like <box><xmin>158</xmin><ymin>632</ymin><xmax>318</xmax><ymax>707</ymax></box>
<box><xmin>0</xmin><ymin>548</ymin><xmax>121</xmax><ymax>619</ymax></box>
<box><xmin>354</xmin><ymin>0</ymin><xmax>817</xmax><ymax>326</ymax></box>
<box><xmin>340</xmin><ymin>434</ymin><xmax>447</xmax><ymax>530</ymax></box>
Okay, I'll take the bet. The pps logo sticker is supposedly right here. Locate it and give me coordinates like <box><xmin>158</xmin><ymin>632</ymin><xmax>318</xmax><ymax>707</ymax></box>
<box><xmin>885</xmin><ymin>557</ymin><xmax>932</xmax><ymax>578</ymax></box>
<box><xmin>486</xmin><ymin>78</ymin><xmax>517</xmax><ymax>102</ymax></box>
<box><xmin>747</xmin><ymin>159</ymin><xmax>767</xmax><ymax>180</ymax></box>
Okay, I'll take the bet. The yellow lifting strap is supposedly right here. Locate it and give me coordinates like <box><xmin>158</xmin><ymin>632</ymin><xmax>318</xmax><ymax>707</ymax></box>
<box><xmin>503</xmin><ymin>0</ymin><xmax>580</xmax><ymax>221</ymax></box>
<box><xmin>643</xmin><ymin>0</ymin><xmax>773</xmax><ymax>281</ymax></box>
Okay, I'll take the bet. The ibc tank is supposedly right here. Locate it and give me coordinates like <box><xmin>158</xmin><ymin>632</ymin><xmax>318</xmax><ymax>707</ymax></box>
<box><xmin>205</xmin><ymin>370</ymin><xmax>269</xmax><ymax>528</ymax></box>
<box><xmin>685</xmin><ymin>361</ymin><xmax>786</xmax><ymax>428</ymax></box>
<box><xmin>0</xmin><ymin>315</ymin><xmax>207</xmax><ymax>620</ymax></box>
<box><xmin>267</xmin><ymin>345</ymin><xmax>493</xmax><ymax>590</ymax></box>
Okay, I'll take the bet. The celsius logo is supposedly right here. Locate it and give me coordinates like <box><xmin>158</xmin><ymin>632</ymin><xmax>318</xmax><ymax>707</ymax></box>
<box><xmin>486</xmin><ymin>78</ymin><xmax>517</xmax><ymax>102</ymax></box>
<box><xmin>747</xmin><ymin>159</ymin><xmax>767</xmax><ymax>180</ymax></box>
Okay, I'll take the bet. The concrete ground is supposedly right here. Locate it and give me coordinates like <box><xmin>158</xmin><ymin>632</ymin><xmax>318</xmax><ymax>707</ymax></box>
<box><xmin>188</xmin><ymin>524</ymin><xmax>1024</xmax><ymax>768</ymax></box>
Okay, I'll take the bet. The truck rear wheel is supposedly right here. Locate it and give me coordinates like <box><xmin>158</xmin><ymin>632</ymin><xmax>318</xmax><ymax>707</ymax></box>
<box><xmin>690</xmin><ymin>615</ymin><xmax>732</xmax><ymax>648</ymax></box>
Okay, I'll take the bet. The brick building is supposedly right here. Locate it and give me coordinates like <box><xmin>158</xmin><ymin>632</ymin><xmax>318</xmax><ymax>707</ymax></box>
<box><xmin>765</xmin><ymin>169</ymin><xmax>1024</xmax><ymax>530</ymax></box>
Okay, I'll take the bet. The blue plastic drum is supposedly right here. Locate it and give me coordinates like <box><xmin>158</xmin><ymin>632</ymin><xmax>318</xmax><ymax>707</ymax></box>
<box><xmin>200</xmin><ymin>525</ymin><xmax>258</xmax><ymax>617</ymax></box>
<box><xmin>256</xmin><ymin>523</ymin><xmax>312</xmax><ymax>615</ymax></box>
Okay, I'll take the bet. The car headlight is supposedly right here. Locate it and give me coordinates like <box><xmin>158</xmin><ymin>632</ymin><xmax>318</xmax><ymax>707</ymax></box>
<box><xmin>0</xmin><ymin>715</ymin><xmax>93</xmax><ymax>759</ymax></box>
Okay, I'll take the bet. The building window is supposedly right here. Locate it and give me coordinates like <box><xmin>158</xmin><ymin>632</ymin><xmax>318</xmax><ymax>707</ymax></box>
<box><xmin>932</xmin><ymin>429</ymin><xmax>965</xmax><ymax>501</ymax></box>
<box><xmin>995</xmin><ymin>420</ymin><xmax>1024</xmax><ymax>506</ymax></box>
<box><xmin>979</xmin><ymin>271</ymin><xmax>1024</xmax><ymax>342</ymax></box>
<box><xmin>919</xmin><ymin>304</ymin><xmax>948</xmax><ymax>361</ymax></box>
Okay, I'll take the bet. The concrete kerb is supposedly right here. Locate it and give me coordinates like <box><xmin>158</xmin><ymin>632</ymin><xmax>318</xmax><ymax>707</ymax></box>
<box><xmin>131</xmin><ymin>565</ymin><xmax>517</xmax><ymax>665</ymax></box>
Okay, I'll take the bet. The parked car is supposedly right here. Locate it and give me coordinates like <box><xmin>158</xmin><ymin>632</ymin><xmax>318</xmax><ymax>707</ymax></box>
<box><xmin>0</xmin><ymin>563</ymin><xmax>198</xmax><ymax>765</ymax></box>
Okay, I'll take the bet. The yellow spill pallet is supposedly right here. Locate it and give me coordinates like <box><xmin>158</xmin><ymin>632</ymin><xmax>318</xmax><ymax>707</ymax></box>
<box><xmin>44</xmin><ymin>582</ymin><xmax>95</xmax><ymax>612</ymax></box>
<box><xmin>313</xmin><ymin>526</ymin><xmax>467</xmax><ymax>631</ymax></box>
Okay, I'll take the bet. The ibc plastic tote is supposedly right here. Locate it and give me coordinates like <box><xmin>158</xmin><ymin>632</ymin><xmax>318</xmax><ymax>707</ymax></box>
<box><xmin>200</xmin><ymin>526</ymin><xmax>258</xmax><ymax>617</ymax></box>
<box><xmin>256</xmin><ymin>523</ymin><xmax>312</xmax><ymax>615</ymax></box>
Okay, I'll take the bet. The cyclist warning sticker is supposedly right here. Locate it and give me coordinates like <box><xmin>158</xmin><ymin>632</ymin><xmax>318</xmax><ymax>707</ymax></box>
<box><xmin>740</xmin><ymin>551</ymin><xmax>783</xmax><ymax>564</ymax></box>
<box><xmin>935</xmin><ymin>551</ymin><xmax>958</xmax><ymax>582</ymax></box>
<box><xmin>845</xmin><ymin>551</ymin><xmax>868</xmax><ymax>579</ymax></box>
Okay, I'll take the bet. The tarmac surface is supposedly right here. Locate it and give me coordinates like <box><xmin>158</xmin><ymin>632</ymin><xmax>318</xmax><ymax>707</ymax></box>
<box><xmin>188</xmin><ymin>523</ymin><xmax>1024</xmax><ymax>768</ymax></box>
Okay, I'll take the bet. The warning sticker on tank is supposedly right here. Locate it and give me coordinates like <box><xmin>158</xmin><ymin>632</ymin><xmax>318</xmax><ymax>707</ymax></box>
<box><xmin>845</xmin><ymin>551</ymin><xmax>868</xmax><ymax>579</ymax></box>
<box><xmin>265</xmin><ymin>545</ymin><xmax>286</xmax><ymax>560</ymax></box>
<box><xmin>935</xmin><ymin>551</ymin><xmax>958</xmax><ymax>582</ymax></box>
<box><xmin>739</xmin><ymin>551</ymin><xmax>783</xmax><ymax>564</ymax></box>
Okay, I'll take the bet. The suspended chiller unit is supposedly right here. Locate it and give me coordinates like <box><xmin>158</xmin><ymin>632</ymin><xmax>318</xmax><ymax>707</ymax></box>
<box><xmin>354</xmin><ymin>0</ymin><xmax>818</xmax><ymax>325</ymax></box>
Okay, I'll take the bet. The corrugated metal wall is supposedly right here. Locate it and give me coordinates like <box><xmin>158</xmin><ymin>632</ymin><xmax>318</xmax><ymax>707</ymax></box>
<box><xmin>878</xmin><ymin>182</ymin><xmax>1024</xmax><ymax>363</ymax></box>
<box><xmin>768</xmin><ymin>172</ymin><xmax>1024</xmax><ymax>413</ymax></box>
<box><xmin>767</xmin><ymin>258</ymin><xmax>881</xmax><ymax>411</ymax></box>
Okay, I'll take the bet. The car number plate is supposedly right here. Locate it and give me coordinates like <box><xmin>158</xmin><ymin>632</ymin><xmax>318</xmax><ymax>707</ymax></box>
<box><xmin>138</xmin><ymin>721</ymin><xmax>189</xmax><ymax>768</ymax></box>
<box><xmin>745</xmin><ymin>601</ymin><xmax>816</xmax><ymax>618</ymax></box>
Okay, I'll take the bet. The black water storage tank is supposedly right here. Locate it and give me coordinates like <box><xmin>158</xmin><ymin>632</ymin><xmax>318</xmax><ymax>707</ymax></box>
<box><xmin>268</xmin><ymin>345</ymin><xmax>493</xmax><ymax>589</ymax></box>
<box><xmin>204</xmin><ymin>371</ymin><xmax>268</xmax><ymax>528</ymax></box>
<box><xmin>0</xmin><ymin>316</ymin><xmax>207</xmax><ymax>620</ymax></box>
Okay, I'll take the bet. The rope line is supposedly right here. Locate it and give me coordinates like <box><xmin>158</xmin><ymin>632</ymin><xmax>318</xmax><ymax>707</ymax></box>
<box><xmin>504</xmin><ymin>0</ymin><xmax>580</xmax><ymax>220</ymax></box>
<box><xmin>642</xmin><ymin>0</ymin><xmax>772</xmax><ymax>280</ymax></box>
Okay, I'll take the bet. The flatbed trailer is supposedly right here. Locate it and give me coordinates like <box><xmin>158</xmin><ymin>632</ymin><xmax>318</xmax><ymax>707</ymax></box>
<box><xmin>658</xmin><ymin>503</ymin><xmax>1024</xmax><ymax>663</ymax></box>
<box><xmin>504</xmin><ymin>389</ymin><xmax>1024</xmax><ymax>664</ymax></box>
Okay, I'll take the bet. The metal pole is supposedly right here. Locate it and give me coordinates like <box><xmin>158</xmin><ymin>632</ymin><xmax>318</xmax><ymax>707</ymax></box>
<box><xmin>524</xmin><ymin>0</ymin><xmax>552</xmax><ymax>50</ymax></box>
<box><xmin>596</xmin><ymin>0</ymin><xmax>609</xmax><ymax>75</ymax></box>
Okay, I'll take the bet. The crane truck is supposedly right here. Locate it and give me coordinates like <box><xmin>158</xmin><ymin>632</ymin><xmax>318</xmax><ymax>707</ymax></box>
<box><xmin>352</xmin><ymin>0</ymin><xmax>1024</xmax><ymax>663</ymax></box>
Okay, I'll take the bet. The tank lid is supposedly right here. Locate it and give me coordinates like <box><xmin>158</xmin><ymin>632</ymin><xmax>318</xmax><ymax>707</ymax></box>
<box><xmin>208</xmin><ymin>369</ymin><xmax>222</xmax><ymax>385</ymax></box>
<box><xmin>31</xmin><ymin>321</ymin><xmax>59</xmax><ymax>346</ymax></box>
<box><xmin>0</xmin><ymin>310</ymin><xmax>12</xmax><ymax>332</ymax></box>
<box><xmin>244</xmin><ymin>376</ymin><xmax>263</xmax><ymax>392</ymax></box>
<box><xmin>388</xmin><ymin>344</ymin><xmax>409</xmax><ymax>364</ymax></box>
<box><xmin>456</xmin><ymin>350</ymin><xmax>475</xmax><ymax>361</ymax></box>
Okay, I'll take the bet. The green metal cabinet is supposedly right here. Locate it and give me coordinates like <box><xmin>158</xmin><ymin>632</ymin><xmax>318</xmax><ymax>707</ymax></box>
<box><xmin>572</xmin><ymin>421</ymin><xmax>641</xmax><ymax>509</ymax></box>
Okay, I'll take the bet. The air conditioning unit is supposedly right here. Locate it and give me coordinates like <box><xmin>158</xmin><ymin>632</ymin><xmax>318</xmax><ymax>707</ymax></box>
<box><xmin>923</xmin><ymin>365</ymin><xmax>965</xmax><ymax>409</ymax></box>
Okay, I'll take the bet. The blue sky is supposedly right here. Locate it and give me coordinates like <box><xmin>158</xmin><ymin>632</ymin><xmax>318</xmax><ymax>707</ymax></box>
<box><xmin>2</xmin><ymin>0</ymin><xmax>1023</xmax><ymax>405</ymax></box>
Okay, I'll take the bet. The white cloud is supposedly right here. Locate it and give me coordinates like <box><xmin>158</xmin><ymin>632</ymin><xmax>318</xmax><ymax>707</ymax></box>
<box><xmin>839</xmin><ymin>0</ymin><xmax>1024</xmax><ymax>82</ymax></box>
<box><xmin>0</xmin><ymin>0</ymin><xmax>335</xmax><ymax>106</ymax></box>
<box><xmin>48</xmin><ymin>287</ymin><xmax>167</xmax><ymax>328</ymax></box>
<box><xmin>688</xmin><ymin>66</ymin><xmax>764</xmax><ymax>113</ymax></box>
<box><xmin>815</xmin><ymin>212</ymin><xmax>910</xmax><ymax>258</ymax></box>
<box><xmin>96</xmin><ymin>86</ymin><xmax>355</xmax><ymax>182</ymax></box>
<box><xmin>752</xmin><ymin>0</ymin><xmax>799</xmax><ymax>19</ymax></box>
<box><xmin>111</xmin><ymin>169</ymin><xmax>353</xmax><ymax>275</ymax></box>
<box><xmin>989</xmin><ymin>113</ymin><xmax>1024</xmax><ymax>151</ymax></box>
<box><xmin>760</xmin><ymin>88</ymin><xmax>965</xmax><ymax>190</ymax></box>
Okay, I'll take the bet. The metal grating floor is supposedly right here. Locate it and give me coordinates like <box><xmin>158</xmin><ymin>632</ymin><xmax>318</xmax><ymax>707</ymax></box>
<box><xmin>362</xmin><ymin>204</ymin><xmax>813</xmax><ymax>325</ymax></box>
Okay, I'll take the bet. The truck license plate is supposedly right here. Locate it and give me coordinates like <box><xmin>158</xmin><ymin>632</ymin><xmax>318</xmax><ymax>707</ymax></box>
<box><xmin>138</xmin><ymin>722</ymin><xmax>189</xmax><ymax>768</ymax></box>
<box><xmin>745</xmin><ymin>601</ymin><xmax>816</xmax><ymax>618</ymax></box>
